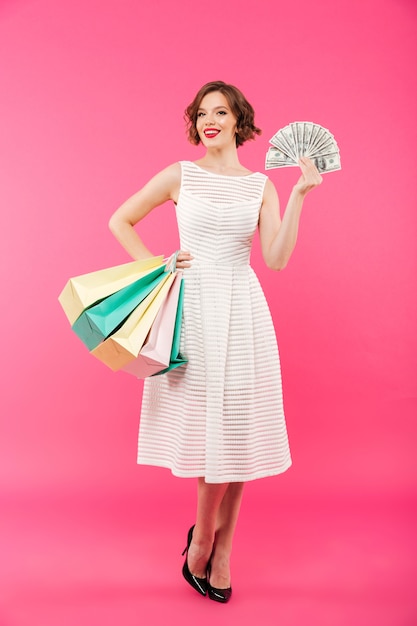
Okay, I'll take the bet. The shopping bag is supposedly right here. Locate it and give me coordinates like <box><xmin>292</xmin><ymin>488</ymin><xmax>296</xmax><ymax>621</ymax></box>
<box><xmin>154</xmin><ymin>275</ymin><xmax>187</xmax><ymax>376</ymax></box>
<box><xmin>71</xmin><ymin>264</ymin><xmax>168</xmax><ymax>351</ymax></box>
<box><xmin>58</xmin><ymin>256</ymin><xmax>164</xmax><ymax>325</ymax></box>
<box><xmin>90</xmin><ymin>272</ymin><xmax>176</xmax><ymax>371</ymax></box>
<box><xmin>122</xmin><ymin>272</ymin><xmax>185</xmax><ymax>378</ymax></box>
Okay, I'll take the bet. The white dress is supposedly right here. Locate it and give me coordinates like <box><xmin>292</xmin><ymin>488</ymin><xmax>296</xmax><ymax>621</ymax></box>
<box><xmin>138</xmin><ymin>161</ymin><xmax>291</xmax><ymax>483</ymax></box>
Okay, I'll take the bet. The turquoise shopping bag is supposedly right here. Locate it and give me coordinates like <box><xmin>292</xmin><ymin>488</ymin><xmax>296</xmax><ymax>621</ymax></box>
<box><xmin>72</xmin><ymin>265</ymin><xmax>168</xmax><ymax>351</ymax></box>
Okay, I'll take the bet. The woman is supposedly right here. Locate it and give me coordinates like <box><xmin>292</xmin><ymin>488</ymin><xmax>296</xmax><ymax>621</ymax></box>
<box><xmin>109</xmin><ymin>81</ymin><xmax>322</xmax><ymax>603</ymax></box>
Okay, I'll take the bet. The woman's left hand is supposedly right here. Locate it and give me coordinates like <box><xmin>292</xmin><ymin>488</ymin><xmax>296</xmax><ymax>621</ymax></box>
<box><xmin>293</xmin><ymin>157</ymin><xmax>323</xmax><ymax>196</ymax></box>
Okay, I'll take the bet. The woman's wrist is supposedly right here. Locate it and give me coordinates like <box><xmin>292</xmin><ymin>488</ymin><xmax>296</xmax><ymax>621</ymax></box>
<box><xmin>290</xmin><ymin>184</ymin><xmax>309</xmax><ymax>199</ymax></box>
<box><xmin>285</xmin><ymin>187</ymin><xmax>306</xmax><ymax>213</ymax></box>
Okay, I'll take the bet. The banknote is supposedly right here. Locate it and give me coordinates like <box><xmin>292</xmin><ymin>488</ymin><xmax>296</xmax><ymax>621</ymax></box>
<box><xmin>312</xmin><ymin>152</ymin><xmax>341</xmax><ymax>172</ymax></box>
<box><xmin>270</xmin><ymin>127</ymin><xmax>296</xmax><ymax>159</ymax></box>
<box><xmin>269</xmin><ymin>136</ymin><xmax>294</xmax><ymax>159</ymax></box>
<box><xmin>266</xmin><ymin>122</ymin><xmax>341</xmax><ymax>173</ymax></box>
<box><xmin>265</xmin><ymin>147</ymin><xmax>297</xmax><ymax>169</ymax></box>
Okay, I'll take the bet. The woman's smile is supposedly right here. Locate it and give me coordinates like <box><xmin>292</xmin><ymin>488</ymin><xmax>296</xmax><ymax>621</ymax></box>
<box><xmin>203</xmin><ymin>128</ymin><xmax>221</xmax><ymax>139</ymax></box>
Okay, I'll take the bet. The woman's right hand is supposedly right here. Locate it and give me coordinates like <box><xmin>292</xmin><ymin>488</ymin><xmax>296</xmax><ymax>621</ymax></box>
<box><xmin>176</xmin><ymin>250</ymin><xmax>194</xmax><ymax>269</ymax></box>
<box><xmin>108</xmin><ymin>163</ymin><xmax>181</xmax><ymax>260</ymax></box>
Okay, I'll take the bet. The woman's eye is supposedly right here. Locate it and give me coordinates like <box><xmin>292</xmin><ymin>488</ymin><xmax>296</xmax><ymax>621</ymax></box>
<box><xmin>197</xmin><ymin>112</ymin><xmax>205</xmax><ymax>117</ymax></box>
<box><xmin>217</xmin><ymin>111</ymin><xmax>227</xmax><ymax>115</ymax></box>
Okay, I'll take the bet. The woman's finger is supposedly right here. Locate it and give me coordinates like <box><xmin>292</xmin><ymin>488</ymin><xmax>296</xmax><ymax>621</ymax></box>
<box><xmin>299</xmin><ymin>157</ymin><xmax>322</xmax><ymax>181</ymax></box>
<box><xmin>176</xmin><ymin>250</ymin><xmax>194</xmax><ymax>268</ymax></box>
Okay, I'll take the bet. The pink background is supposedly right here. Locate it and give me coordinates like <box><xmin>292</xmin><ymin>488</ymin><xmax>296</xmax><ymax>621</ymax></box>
<box><xmin>0</xmin><ymin>0</ymin><xmax>416</xmax><ymax>625</ymax></box>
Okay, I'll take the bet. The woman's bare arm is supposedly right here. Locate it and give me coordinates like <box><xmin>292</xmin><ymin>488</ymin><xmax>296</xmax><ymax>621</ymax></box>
<box><xmin>108</xmin><ymin>162</ymin><xmax>181</xmax><ymax>260</ymax></box>
<box><xmin>259</xmin><ymin>157</ymin><xmax>322</xmax><ymax>270</ymax></box>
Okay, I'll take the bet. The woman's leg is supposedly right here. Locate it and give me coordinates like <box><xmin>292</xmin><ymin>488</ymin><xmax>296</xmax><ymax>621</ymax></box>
<box><xmin>187</xmin><ymin>479</ymin><xmax>244</xmax><ymax>587</ymax></box>
<box><xmin>186</xmin><ymin>479</ymin><xmax>228</xmax><ymax>578</ymax></box>
<box><xmin>209</xmin><ymin>482</ymin><xmax>244</xmax><ymax>588</ymax></box>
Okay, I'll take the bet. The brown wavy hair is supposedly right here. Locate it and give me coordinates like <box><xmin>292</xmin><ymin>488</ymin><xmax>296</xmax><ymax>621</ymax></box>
<box><xmin>185</xmin><ymin>81</ymin><xmax>262</xmax><ymax>148</ymax></box>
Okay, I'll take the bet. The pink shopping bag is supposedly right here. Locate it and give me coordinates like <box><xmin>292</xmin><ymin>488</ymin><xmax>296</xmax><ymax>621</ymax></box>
<box><xmin>122</xmin><ymin>272</ymin><xmax>183</xmax><ymax>378</ymax></box>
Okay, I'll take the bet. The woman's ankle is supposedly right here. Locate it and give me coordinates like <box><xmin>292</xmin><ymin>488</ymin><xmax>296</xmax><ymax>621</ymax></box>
<box><xmin>208</xmin><ymin>552</ymin><xmax>231</xmax><ymax>588</ymax></box>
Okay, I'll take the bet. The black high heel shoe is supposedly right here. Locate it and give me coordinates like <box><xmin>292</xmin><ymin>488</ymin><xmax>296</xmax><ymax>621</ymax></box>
<box><xmin>207</xmin><ymin>561</ymin><xmax>232</xmax><ymax>603</ymax></box>
<box><xmin>182</xmin><ymin>525</ymin><xmax>207</xmax><ymax>597</ymax></box>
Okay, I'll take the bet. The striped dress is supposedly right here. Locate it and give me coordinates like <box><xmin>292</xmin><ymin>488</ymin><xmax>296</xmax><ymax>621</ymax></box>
<box><xmin>138</xmin><ymin>160</ymin><xmax>291</xmax><ymax>483</ymax></box>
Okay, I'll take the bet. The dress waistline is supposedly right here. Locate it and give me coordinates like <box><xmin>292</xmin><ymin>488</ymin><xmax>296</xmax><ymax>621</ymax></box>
<box><xmin>184</xmin><ymin>261</ymin><xmax>252</xmax><ymax>269</ymax></box>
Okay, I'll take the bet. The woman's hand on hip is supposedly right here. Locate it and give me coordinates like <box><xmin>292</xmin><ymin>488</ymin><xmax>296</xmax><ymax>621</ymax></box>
<box><xmin>176</xmin><ymin>250</ymin><xmax>194</xmax><ymax>269</ymax></box>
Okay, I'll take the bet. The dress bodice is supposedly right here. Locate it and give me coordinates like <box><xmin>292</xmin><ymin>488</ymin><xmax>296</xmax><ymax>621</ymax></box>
<box><xmin>175</xmin><ymin>161</ymin><xmax>268</xmax><ymax>266</ymax></box>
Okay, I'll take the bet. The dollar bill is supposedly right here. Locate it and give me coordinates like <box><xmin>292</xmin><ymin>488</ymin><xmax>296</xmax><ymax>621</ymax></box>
<box><xmin>312</xmin><ymin>152</ymin><xmax>341</xmax><ymax>173</ymax></box>
<box><xmin>269</xmin><ymin>134</ymin><xmax>294</xmax><ymax>159</ymax></box>
<box><xmin>307</xmin><ymin>137</ymin><xmax>338</xmax><ymax>158</ymax></box>
<box><xmin>276</xmin><ymin>125</ymin><xmax>298</xmax><ymax>159</ymax></box>
<box><xmin>310</xmin><ymin>132</ymin><xmax>336</xmax><ymax>156</ymax></box>
<box><xmin>270</xmin><ymin>128</ymin><xmax>297</xmax><ymax>159</ymax></box>
<box><xmin>308</xmin><ymin>124</ymin><xmax>322</xmax><ymax>150</ymax></box>
<box><xmin>290</xmin><ymin>122</ymin><xmax>299</xmax><ymax>156</ymax></box>
<box><xmin>265</xmin><ymin>146</ymin><xmax>297</xmax><ymax>169</ymax></box>
<box><xmin>300</xmin><ymin>121</ymin><xmax>313</xmax><ymax>155</ymax></box>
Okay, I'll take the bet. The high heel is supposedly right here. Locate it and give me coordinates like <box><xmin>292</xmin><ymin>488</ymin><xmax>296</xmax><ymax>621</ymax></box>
<box><xmin>182</xmin><ymin>525</ymin><xmax>207</xmax><ymax>597</ymax></box>
<box><xmin>207</xmin><ymin>583</ymin><xmax>232</xmax><ymax>603</ymax></box>
<box><xmin>207</xmin><ymin>561</ymin><xmax>232</xmax><ymax>603</ymax></box>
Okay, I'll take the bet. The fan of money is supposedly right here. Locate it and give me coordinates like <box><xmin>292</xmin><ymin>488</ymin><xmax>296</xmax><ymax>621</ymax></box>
<box><xmin>266</xmin><ymin>122</ymin><xmax>341</xmax><ymax>174</ymax></box>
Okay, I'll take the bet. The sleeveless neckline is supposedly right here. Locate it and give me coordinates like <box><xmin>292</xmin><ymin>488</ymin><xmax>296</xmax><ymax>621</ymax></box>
<box><xmin>188</xmin><ymin>161</ymin><xmax>260</xmax><ymax>179</ymax></box>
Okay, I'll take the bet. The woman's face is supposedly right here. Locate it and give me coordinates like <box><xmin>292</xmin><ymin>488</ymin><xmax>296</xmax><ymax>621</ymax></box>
<box><xmin>195</xmin><ymin>91</ymin><xmax>238</xmax><ymax>149</ymax></box>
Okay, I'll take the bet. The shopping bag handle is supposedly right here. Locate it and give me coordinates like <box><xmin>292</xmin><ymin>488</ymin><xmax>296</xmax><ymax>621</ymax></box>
<box><xmin>164</xmin><ymin>250</ymin><xmax>180</xmax><ymax>273</ymax></box>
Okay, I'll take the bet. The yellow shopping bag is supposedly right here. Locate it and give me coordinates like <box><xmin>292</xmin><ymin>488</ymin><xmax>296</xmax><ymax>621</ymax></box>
<box><xmin>58</xmin><ymin>256</ymin><xmax>164</xmax><ymax>325</ymax></box>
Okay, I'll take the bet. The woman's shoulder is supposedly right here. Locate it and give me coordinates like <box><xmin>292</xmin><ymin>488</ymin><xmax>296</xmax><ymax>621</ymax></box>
<box><xmin>149</xmin><ymin>162</ymin><xmax>182</xmax><ymax>187</ymax></box>
<box><xmin>261</xmin><ymin>176</ymin><xmax>278</xmax><ymax>204</ymax></box>
<box><xmin>158</xmin><ymin>161</ymin><xmax>182</xmax><ymax>177</ymax></box>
